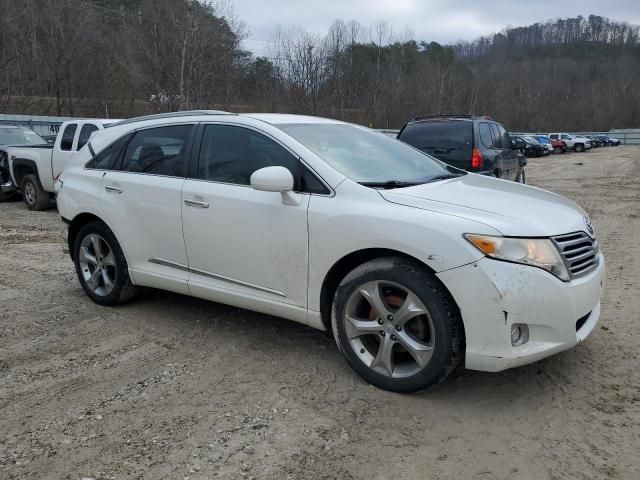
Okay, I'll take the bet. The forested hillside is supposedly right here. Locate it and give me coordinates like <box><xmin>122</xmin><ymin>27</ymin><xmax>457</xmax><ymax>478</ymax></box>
<box><xmin>0</xmin><ymin>0</ymin><xmax>638</xmax><ymax>130</ymax></box>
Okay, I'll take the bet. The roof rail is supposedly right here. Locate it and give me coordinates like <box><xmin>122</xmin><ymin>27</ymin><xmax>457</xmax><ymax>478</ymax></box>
<box><xmin>106</xmin><ymin>110</ymin><xmax>233</xmax><ymax>128</ymax></box>
<box><xmin>409</xmin><ymin>114</ymin><xmax>492</xmax><ymax>122</ymax></box>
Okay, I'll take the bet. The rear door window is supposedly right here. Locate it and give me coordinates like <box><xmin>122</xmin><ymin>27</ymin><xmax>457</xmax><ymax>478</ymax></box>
<box><xmin>120</xmin><ymin>125</ymin><xmax>193</xmax><ymax>177</ymax></box>
<box><xmin>86</xmin><ymin>134</ymin><xmax>133</xmax><ymax>170</ymax></box>
<box><xmin>399</xmin><ymin>121</ymin><xmax>472</xmax><ymax>149</ymax></box>
<box><xmin>60</xmin><ymin>124</ymin><xmax>77</xmax><ymax>151</ymax></box>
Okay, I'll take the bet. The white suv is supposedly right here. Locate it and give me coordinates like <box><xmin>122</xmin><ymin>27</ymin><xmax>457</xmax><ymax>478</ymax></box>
<box><xmin>57</xmin><ymin>111</ymin><xmax>605</xmax><ymax>392</ymax></box>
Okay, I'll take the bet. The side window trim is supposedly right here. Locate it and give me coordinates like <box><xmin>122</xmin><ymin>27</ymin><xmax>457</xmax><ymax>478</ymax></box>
<box><xmin>191</xmin><ymin>122</ymin><xmax>333</xmax><ymax>196</ymax></box>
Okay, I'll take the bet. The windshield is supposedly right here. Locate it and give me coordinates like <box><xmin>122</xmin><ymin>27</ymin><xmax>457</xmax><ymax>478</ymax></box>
<box><xmin>0</xmin><ymin>127</ymin><xmax>46</xmax><ymax>146</ymax></box>
<box><xmin>277</xmin><ymin>123</ymin><xmax>451</xmax><ymax>184</ymax></box>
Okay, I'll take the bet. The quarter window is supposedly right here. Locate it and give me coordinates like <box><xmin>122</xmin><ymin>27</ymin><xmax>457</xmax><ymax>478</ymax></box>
<box><xmin>120</xmin><ymin>125</ymin><xmax>192</xmax><ymax>177</ymax></box>
<box><xmin>197</xmin><ymin>125</ymin><xmax>299</xmax><ymax>186</ymax></box>
<box><xmin>60</xmin><ymin>124</ymin><xmax>77</xmax><ymax>151</ymax></box>
<box><xmin>489</xmin><ymin>124</ymin><xmax>502</xmax><ymax>148</ymax></box>
<box><xmin>498</xmin><ymin>125</ymin><xmax>511</xmax><ymax>149</ymax></box>
<box><xmin>478</xmin><ymin>123</ymin><xmax>493</xmax><ymax>149</ymax></box>
<box><xmin>78</xmin><ymin>124</ymin><xmax>99</xmax><ymax>150</ymax></box>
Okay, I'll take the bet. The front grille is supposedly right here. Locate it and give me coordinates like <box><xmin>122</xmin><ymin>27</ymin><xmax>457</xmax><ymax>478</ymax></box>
<box><xmin>552</xmin><ymin>231</ymin><xmax>599</xmax><ymax>278</ymax></box>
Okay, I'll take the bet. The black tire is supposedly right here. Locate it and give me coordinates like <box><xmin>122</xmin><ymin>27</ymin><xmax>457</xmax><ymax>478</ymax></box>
<box><xmin>575</xmin><ymin>143</ymin><xmax>584</xmax><ymax>153</ymax></box>
<box><xmin>22</xmin><ymin>174</ymin><xmax>50</xmax><ymax>210</ymax></box>
<box><xmin>73</xmin><ymin>221</ymin><xmax>137</xmax><ymax>306</ymax></box>
<box><xmin>553</xmin><ymin>146</ymin><xmax>561</xmax><ymax>154</ymax></box>
<box><xmin>331</xmin><ymin>257</ymin><xmax>464</xmax><ymax>393</ymax></box>
<box><xmin>517</xmin><ymin>168</ymin><xmax>526</xmax><ymax>184</ymax></box>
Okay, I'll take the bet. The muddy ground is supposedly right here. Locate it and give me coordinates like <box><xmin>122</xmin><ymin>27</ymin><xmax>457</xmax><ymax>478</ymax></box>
<box><xmin>1</xmin><ymin>146</ymin><xmax>638</xmax><ymax>480</ymax></box>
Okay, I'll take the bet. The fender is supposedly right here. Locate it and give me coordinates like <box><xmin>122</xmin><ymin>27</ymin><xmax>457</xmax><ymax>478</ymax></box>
<box><xmin>9</xmin><ymin>158</ymin><xmax>40</xmax><ymax>189</ymax></box>
<box><xmin>67</xmin><ymin>211</ymin><xmax>136</xmax><ymax>284</ymax></box>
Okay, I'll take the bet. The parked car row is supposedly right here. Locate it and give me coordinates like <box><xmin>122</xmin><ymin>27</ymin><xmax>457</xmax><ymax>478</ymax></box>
<box><xmin>395</xmin><ymin>116</ymin><xmax>622</xmax><ymax>185</ymax></box>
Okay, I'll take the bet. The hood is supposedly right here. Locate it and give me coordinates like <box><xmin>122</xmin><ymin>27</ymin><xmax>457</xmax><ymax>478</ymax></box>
<box><xmin>379</xmin><ymin>174</ymin><xmax>591</xmax><ymax>237</ymax></box>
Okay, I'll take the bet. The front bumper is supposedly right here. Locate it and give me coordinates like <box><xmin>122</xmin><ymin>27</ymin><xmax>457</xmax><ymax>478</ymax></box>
<box><xmin>1</xmin><ymin>178</ymin><xmax>16</xmax><ymax>194</ymax></box>
<box><xmin>437</xmin><ymin>254</ymin><xmax>605</xmax><ymax>372</ymax></box>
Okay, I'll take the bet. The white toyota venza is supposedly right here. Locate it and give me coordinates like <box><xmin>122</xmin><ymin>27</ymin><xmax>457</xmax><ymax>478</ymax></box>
<box><xmin>56</xmin><ymin>111</ymin><xmax>605</xmax><ymax>392</ymax></box>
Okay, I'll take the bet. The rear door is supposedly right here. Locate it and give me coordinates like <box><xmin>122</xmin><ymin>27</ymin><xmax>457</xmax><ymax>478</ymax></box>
<box><xmin>477</xmin><ymin>122</ymin><xmax>501</xmax><ymax>176</ymax></box>
<box><xmin>496</xmin><ymin>124</ymin><xmax>517</xmax><ymax>181</ymax></box>
<box><xmin>99</xmin><ymin>123</ymin><xmax>196</xmax><ymax>294</ymax></box>
<box><xmin>398</xmin><ymin>120</ymin><xmax>473</xmax><ymax>171</ymax></box>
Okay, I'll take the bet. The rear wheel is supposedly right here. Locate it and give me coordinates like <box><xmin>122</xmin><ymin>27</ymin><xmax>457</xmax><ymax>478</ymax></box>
<box><xmin>73</xmin><ymin>221</ymin><xmax>137</xmax><ymax>305</ymax></box>
<box><xmin>22</xmin><ymin>174</ymin><xmax>50</xmax><ymax>210</ymax></box>
<box><xmin>331</xmin><ymin>257</ymin><xmax>463</xmax><ymax>393</ymax></box>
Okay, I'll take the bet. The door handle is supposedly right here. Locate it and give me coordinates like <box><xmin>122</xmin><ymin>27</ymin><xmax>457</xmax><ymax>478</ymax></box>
<box><xmin>105</xmin><ymin>185</ymin><xmax>122</xmax><ymax>194</ymax></box>
<box><xmin>184</xmin><ymin>198</ymin><xmax>210</xmax><ymax>208</ymax></box>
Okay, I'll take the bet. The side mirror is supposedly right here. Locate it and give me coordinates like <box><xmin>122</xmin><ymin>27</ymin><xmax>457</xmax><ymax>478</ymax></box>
<box><xmin>250</xmin><ymin>166</ymin><xmax>293</xmax><ymax>192</ymax></box>
<box><xmin>250</xmin><ymin>166</ymin><xmax>301</xmax><ymax>206</ymax></box>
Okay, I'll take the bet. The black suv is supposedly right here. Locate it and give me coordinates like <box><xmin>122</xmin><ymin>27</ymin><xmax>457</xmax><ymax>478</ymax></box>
<box><xmin>397</xmin><ymin>115</ymin><xmax>525</xmax><ymax>182</ymax></box>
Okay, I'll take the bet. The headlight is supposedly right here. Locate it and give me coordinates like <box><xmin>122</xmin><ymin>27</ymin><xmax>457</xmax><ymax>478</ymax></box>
<box><xmin>465</xmin><ymin>234</ymin><xmax>569</xmax><ymax>281</ymax></box>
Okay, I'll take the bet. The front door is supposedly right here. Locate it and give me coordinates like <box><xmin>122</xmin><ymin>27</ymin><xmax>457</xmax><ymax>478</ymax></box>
<box><xmin>181</xmin><ymin>124</ymin><xmax>310</xmax><ymax>309</ymax></box>
<box><xmin>99</xmin><ymin>123</ymin><xmax>195</xmax><ymax>294</ymax></box>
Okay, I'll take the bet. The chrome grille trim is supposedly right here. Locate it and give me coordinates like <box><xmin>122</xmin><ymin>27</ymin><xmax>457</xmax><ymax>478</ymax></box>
<box><xmin>552</xmin><ymin>231</ymin><xmax>599</xmax><ymax>278</ymax></box>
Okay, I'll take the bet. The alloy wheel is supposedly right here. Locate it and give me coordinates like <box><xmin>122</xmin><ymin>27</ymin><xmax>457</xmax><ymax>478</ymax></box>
<box><xmin>78</xmin><ymin>233</ymin><xmax>117</xmax><ymax>296</ymax></box>
<box><xmin>24</xmin><ymin>181</ymin><xmax>35</xmax><ymax>206</ymax></box>
<box><xmin>344</xmin><ymin>281</ymin><xmax>435</xmax><ymax>378</ymax></box>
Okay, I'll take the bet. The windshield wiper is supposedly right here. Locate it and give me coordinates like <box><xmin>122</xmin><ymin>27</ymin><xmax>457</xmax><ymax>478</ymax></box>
<box><xmin>358</xmin><ymin>180</ymin><xmax>425</xmax><ymax>189</ymax></box>
<box><xmin>424</xmin><ymin>173</ymin><xmax>466</xmax><ymax>183</ymax></box>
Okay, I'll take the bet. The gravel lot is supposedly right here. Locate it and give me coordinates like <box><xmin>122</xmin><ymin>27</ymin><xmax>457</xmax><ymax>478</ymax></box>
<box><xmin>1</xmin><ymin>146</ymin><xmax>639</xmax><ymax>480</ymax></box>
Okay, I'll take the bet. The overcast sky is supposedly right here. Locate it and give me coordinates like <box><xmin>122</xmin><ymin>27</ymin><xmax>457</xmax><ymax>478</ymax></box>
<box><xmin>234</xmin><ymin>0</ymin><xmax>640</xmax><ymax>56</ymax></box>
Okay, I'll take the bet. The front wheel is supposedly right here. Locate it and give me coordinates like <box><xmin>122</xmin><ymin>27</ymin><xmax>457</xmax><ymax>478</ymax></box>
<box><xmin>575</xmin><ymin>143</ymin><xmax>585</xmax><ymax>152</ymax></box>
<box><xmin>73</xmin><ymin>221</ymin><xmax>137</xmax><ymax>305</ymax></box>
<box><xmin>331</xmin><ymin>257</ymin><xmax>464</xmax><ymax>393</ymax></box>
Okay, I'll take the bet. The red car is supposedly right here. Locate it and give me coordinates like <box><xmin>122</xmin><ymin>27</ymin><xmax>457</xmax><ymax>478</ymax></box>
<box><xmin>551</xmin><ymin>138</ymin><xmax>567</xmax><ymax>154</ymax></box>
